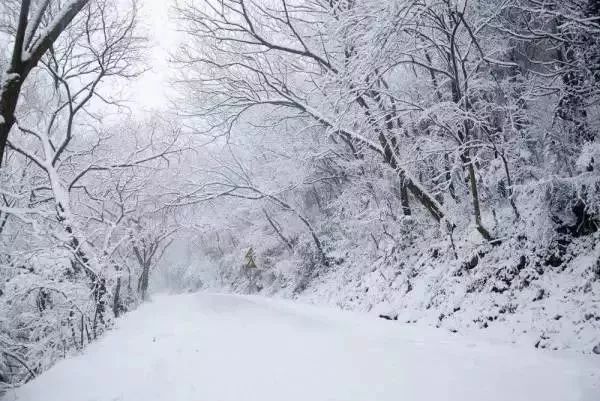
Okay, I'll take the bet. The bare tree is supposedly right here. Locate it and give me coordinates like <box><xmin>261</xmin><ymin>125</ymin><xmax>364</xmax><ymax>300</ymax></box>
<box><xmin>130</xmin><ymin>217</ymin><xmax>177</xmax><ymax>301</ymax></box>
<box><xmin>174</xmin><ymin>0</ymin><xmax>452</xmax><ymax>230</ymax></box>
<box><xmin>0</xmin><ymin>0</ymin><xmax>91</xmax><ymax>166</ymax></box>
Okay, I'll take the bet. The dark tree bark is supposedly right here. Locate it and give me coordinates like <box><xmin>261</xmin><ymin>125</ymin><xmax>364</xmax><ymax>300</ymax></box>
<box><xmin>112</xmin><ymin>276</ymin><xmax>124</xmax><ymax>318</ymax></box>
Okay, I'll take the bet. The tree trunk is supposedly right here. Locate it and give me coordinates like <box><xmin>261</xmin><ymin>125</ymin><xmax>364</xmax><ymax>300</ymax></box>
<box><xmin>112</xmin><ymin>276</ymin><xmax>123</xmax><ymax>318</ymax></box>
<box><xmin>463</xmin><ymin>154</ymin><xmax>493</xmax><ymax>242</ymax></box>
<box><xmin>138</xmin><ymin>264</ymin><xmax>150</xmax><ymax>301</ymax></box>
<box><xmin>0</xmin><ymin>73</ymin><xmax>25</xmax><ymax>166</ymax></box>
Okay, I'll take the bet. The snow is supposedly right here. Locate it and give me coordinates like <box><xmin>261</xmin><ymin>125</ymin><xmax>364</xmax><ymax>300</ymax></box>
<box><xmin>5</xmin><ymin>292</ymin><xmax>599</xmax><ymax>401</ymax></box>
<box><xmin>1</xmin><ymin>73</ymin><xmax>20</xmax><ymax>83</ymax></box>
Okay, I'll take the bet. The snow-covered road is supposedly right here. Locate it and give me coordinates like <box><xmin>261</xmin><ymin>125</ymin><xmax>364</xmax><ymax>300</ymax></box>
<box><xmin>5</xmin><ymin>293</ymin><xmax>599</xmax><ymax>401</ymax></box>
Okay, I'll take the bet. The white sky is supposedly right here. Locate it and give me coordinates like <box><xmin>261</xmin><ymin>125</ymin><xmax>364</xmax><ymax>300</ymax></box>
<box><xmin>128</xmin><ymin>0</ymin><xmax>179</xmax><ymax>112</ymax></box>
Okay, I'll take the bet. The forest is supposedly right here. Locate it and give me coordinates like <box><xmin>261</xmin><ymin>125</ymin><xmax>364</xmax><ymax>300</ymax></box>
<box><xmin>0</xmin><ymin>0</ymin><xmax>599</xmax><ymax>391</ymax></box>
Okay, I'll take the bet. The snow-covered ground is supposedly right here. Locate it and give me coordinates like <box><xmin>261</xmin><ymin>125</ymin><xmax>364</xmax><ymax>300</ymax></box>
<box><xmin>4</xmin><ymin>293</ymin><xmax>599</xmax><ymax>401</ymax></box>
